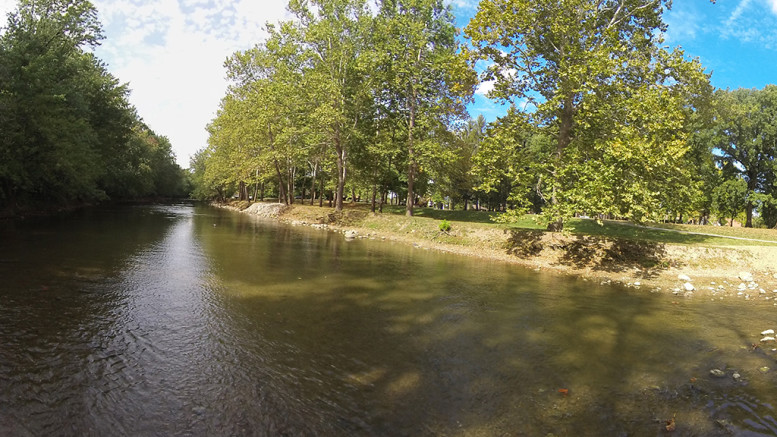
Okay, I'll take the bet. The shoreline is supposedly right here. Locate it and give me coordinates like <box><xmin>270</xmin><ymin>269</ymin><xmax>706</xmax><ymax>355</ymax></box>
<box><xmin>219</xmin><ymin>201</ymin><xmax>777</xmax><ymax>302</ymax></box>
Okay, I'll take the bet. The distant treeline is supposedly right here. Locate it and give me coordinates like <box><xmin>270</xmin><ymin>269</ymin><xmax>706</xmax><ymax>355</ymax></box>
<box><xmin>0</xmin><ymin>0</ymin><xmax>188</xmax><ymax>215</ymax></box>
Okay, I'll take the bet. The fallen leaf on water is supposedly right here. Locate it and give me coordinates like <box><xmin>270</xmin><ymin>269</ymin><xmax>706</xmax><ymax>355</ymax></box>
<box><xmin>558</xmin><ymin>388</ymin><xmax>568</xmax><ymax>397</ymax></box>
<box><xmin>689</xmin><ymin>377</ymin><xmax>697</xmax><ymax>383</ymax></box>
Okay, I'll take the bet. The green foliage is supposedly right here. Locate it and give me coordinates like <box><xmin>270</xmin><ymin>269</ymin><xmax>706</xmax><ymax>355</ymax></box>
<box><xmin>714</xmin><ymin>86</ymin><xmax>777</xmax><ymax>227</ymax></box>
<box><xmin>466</xmin><ymin>0</ymin><xmax>713</xmax><ymax>228</ymax></box>
<box><xmin>712</xmin><ymin>178</ymin><xmax>748</xmax><ymax>226</ymax></box>
<box><xmin>438</xmin><ymin>219</ymin><xmax>451</xmax><ymax>232</ymax></box>
<box><xmin>0</xmin><ymin>0</ymin><xmax>185</xmax><ymax>211</ymax></box>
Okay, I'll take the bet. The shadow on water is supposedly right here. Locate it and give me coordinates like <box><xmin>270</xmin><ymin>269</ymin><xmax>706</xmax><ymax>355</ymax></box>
<box><xmin>3</xmin><ymin>204</ymin><xmax>777</xmax><ymax>436</ymax></box>
<box><xmin>196</xmin><ymin>210</ymin><xmax>777</xmax><ymax>436</ymax></box>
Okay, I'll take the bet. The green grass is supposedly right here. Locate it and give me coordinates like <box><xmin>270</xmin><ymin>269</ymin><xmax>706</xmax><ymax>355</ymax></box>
<box><xmin>379</xmin><ymin>204</ymin><xmax>777</xmax><ymax>246</ymax></box>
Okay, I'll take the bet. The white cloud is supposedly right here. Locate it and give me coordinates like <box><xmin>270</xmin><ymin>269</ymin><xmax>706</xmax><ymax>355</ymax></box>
<box><xmin>89</xmin><ymin>0</ymin><xmax>291</xmax><ymax>166</ymax></box>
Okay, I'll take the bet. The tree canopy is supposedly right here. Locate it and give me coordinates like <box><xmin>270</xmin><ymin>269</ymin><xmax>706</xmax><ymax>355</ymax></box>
<box><xmin>0</xmin><ymin>0</ymin><xmax>187</xmax><ymax>214</ymax></box>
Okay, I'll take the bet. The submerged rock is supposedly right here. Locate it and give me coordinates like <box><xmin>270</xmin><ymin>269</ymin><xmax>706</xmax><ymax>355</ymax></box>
<box><xmin>344</xmin><ymin>230</ymin><xmax>358</xmax><ymax>239</ymax></box>
<box><xmin>710</xmin><ymin>369</ymin><xmax>726</xmax><ymax>378</ymax></box>
<box><xmin>762</xmin><ymin>329</ymin><xmax>775</xmax><ymax>336</ymax></box>
<box><xmin>739</xmin><ymin>271</ymin><xmax>754</xmax><ymax>282</ymax></box>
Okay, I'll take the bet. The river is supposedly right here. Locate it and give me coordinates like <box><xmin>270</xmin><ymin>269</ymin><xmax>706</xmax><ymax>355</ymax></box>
<box><xmin>1</xmin><ymin>203</ymin><xmax>776</xmax><ymax>436</ymax></box>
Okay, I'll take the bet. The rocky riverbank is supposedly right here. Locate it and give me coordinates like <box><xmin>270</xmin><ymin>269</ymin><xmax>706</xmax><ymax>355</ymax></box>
<box><xmin>218</xmin><ymin>201</ymin><xmax>777</xmax><ymax>301</ymax></box>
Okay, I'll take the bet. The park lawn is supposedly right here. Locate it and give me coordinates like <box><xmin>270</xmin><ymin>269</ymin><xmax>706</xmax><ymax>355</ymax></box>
<box><xmin>378</xmin><ymin>204</ymin><xmax>777</xmax><ymax>247</ymax></box>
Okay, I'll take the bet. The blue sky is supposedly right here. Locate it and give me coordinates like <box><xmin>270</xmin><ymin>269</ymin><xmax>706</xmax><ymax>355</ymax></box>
<box><xmin>1</xmin><ymin>0</ymin><xmax>776</xmax><ymax>167</ymax></box>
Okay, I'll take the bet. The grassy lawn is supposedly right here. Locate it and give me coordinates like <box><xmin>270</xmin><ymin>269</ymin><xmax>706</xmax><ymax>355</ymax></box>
<box><xmin>377</xmin><ymin>204</ymin><xmax>777</xmax><ymax>246</ymax></box>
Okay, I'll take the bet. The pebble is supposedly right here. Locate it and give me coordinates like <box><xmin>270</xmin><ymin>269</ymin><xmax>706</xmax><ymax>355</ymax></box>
<box><xmin>738</xmin><ymin>283</ymin><xmax>747</xmax><ymax>291</ymax></box>
<box><xmin>733</xmin><ymin>372</ymin><xmax>741</xmax><ymax>381</ymax></box>
<box><xmin>710</xmin><ymin>369</ymin><xmax>726</xmax><ymax>378</ymax></box>
<box><xmin>762</xmin><ymin>329</ymin><xmax>775</xmax><ymax>335</ymax></box>
<box><xmin>678</xmin><ymin>274</ymin><xmax>692</xmax><ymax>282</ymax></box>
<box><xmin>683</xmin><ymin>282</ymin><xmax>695</xmax><ymax>291</ymax></box>
<box><xmin>761</xmin><ymin>336</ymin><xmax>775</xmax><ymax>342</ymax></box>
<box><xmin>739</xmin><ymin>271</ymin><xmax>755</xmax><ymax>282</ymax></box>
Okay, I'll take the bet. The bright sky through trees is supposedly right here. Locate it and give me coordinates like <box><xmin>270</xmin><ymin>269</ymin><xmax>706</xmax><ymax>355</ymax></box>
<box><xmin>0</xmin><ymin>0</ymin><xmax>775</xmax><ymax>167</ymax></box>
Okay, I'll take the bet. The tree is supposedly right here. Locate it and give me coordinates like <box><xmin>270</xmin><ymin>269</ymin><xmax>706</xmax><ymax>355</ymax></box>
<box><xmin>712</xmin><ymin>178</ymin><xmax>747</xmax><ymax>226</ymax></box>
<box><xmin>374</xmin><ymin>0</ymin><xmax>476</xmax><ymax>216</ymax></box>
<box><xmin>466</xmin><ymin>0</ymin><xmax>712</xmax><ymax>229</ymax></box>
<box><xmin>288</xmin><ymin>0</ymin><xmax>372</xmax><ymax>212</ymax></box>
<box><xmin>714</xmin><ymin>86</ymin><xmax>777</xmax><ymax>227</ymax></box>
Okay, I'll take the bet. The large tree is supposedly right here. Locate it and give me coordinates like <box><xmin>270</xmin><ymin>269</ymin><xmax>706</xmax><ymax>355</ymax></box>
<box><xmin>287</xmin><ymin>0</ymin><xmax>373</xmax><ymax>212</ymax></box>
<box><xmin>374</xmin><ymin>0</ymin><xmax>475</xmax><ymax>216</ymax></box>
<box><xmin>466</xmin><ymin>0</ymin><xmax>712</xmax><ymax>228</ymax></box>
<box><xmin>714</xmin><ymin>86</ymin><xmax>777</xmax><ymax>227</ymax></box>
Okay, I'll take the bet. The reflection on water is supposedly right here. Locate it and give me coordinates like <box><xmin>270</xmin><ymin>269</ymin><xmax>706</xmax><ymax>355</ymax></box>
<box><xmin>2</xmin><ymin>204</ymin><xmax>777</xmax><ymax>436</ymax></box>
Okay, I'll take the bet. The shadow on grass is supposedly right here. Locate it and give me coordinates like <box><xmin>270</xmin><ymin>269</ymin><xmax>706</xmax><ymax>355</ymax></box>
<box><xmin>382</xmin><ymin>205</ymin><xmax>500</xmax><ymax>224</ymax></box>
<box><xmin>506</xmin><ymin>230</ymin><xmax>671</xmax><ymax>277</ymax></box>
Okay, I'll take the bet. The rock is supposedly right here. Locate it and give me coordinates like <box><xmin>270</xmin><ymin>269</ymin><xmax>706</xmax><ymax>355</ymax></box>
<box><xmin>344</xmin><ymin>230</ymin><xmax>358</xmax><ymax>239</ymax></box>
<box><xmin>759</xmin><ymin>367</ymin><xmax>770</xmax><ymax>374</ymax></box>
<box><xmin>634</xmin><ymin>281</ymin><xmax>641</xmax><ymax>286</ymax></box>
<box><xmin>683</xmin><ymin>282</ymin><xmax>695</xmax><ymax>291</ymax></box>
<box><xmin>739</xmin><ymin>271</ymin><xmax>754</xmax><ymax>282</ymax></box>
<box><xmin>762</xmin><ymin>329</ymin><xmax>775</xmax><ymax>335</ymax></box>
<box><xmin>748</xmin><ymin>282</ymin><xmax>758</xmax><ymax>289</ymax></box>
<box><xmin>678</xmin><ymin>274</ymin><xmax>692</xmax><ymax>282</ymax></box>
<box><xmin>738</xmin><ymin>283</ymin><xmax>747</xmax><ymax>291</ymax></box>
<box><xmin>710</xmin><ymin>369</ymin><xmax>726</xmax><ymax>378</ymax></box>
<box><xmin>760</xmin><ymin>336</ymin><xmax>775</xmax><ymax>342</ymax></box>
<box><xmin>733</xmin><ymin>372</ymin><xmax>741</xmax><ymax>381</ymax></box>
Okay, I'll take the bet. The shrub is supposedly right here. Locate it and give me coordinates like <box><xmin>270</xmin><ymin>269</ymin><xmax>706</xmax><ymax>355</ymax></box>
<box><xmin>439</xmin><ymin>219</ymin><xmax>452</xmax><ymax>233</ymax></box>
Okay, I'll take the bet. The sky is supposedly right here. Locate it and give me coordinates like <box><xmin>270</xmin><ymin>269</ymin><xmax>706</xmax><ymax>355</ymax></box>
<box><xmin>1</xmin><ymin>0</ymin><xmax>777</xmax><ymax>168</ymax></box>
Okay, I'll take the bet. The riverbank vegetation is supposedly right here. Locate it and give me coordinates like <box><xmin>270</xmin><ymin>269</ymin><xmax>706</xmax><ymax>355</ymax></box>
<box><xmin>0</xmin><ymin>0</ymin><xmax>189</xmax><ymax>217</ymax></box>
<box><xmin>191</xmin><ymin>0</ymin><xmax>777</xmax><ymax>235</ymax></box>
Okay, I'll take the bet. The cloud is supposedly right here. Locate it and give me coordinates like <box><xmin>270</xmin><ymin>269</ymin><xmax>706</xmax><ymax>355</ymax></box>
<box><xmin>90</xmin><ymin>0</ymin><xmax>292</xmax><ymax>166</ymax></box>
<box><xmin>0</xmin><ymin>0</ymin><xmax>291</xmax><ymax>167</ymax></box>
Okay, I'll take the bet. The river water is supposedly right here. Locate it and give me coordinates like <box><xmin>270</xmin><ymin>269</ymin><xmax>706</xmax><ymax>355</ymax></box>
<box><xmin>1</xmin><ymin>203</ymin><xmax>776</xmax><ymax>436</ymax></box>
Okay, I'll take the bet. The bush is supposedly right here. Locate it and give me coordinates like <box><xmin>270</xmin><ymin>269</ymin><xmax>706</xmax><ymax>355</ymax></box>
<box><xmin>439</xmin><ymin>219</ymin><xmax>452</xmax><ymax>233</ymax></box>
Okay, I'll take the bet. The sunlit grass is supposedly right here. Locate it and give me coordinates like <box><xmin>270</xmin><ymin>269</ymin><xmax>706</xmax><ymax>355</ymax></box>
<box><xmin>369</xmin><ymin>204</ymin><xmax>777</xmax><ymax>246</ymax></box>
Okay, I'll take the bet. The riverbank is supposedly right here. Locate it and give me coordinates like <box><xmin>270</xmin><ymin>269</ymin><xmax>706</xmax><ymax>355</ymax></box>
<box><xmin>221</xmin><ymin>201</ymin><xmax>777</xmax><ymax>300</ymax></box>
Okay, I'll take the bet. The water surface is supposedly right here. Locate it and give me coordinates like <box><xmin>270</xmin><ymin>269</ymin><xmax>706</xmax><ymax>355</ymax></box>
<box><xmin>1</xmin><ymin>204</ymin><xmax>776</xmax><ymax>436</ymax></box>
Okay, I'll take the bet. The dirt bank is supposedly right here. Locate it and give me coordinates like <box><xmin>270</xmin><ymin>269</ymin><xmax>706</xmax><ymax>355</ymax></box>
<box><xmin>220</xmin><ymin>202</ymin><xmax>777</xmax><ymax>300</ymax></box>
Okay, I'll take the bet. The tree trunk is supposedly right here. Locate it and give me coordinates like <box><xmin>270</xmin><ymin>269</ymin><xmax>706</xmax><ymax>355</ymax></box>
<box><xmin>746</xmin><ymin>201</ymin><xmax>753</xmax><ymax>227</ymax></box>
<box><xmin>334</xmin><ymin>132</ymin><xmax>346</xmax><ymax>212</ymax></box>
<box><xmin>310</xmin><ymin>161</ymin><xmax>318</xmax><ymax>206</ymax></box>
<box><xmin>547</xmin><ymin>95</ymin><xmax>575</xmax><ymax>232</ymax></box>
<box><xmin>406</xmin><ymin>82</ymin><xmax>418</xmax><ymax>217</ymax></box>
<box><xmin>319</xmin><ymin>171</ymin><xmax>325</xmax><ymax>207</ymax></box>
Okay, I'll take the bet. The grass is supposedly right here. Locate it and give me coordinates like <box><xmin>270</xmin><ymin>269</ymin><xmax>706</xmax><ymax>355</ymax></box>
<box><xmin>376</xmin><ymin>204</ymin><xmax>777</xmax><ymax>247</ymax></box>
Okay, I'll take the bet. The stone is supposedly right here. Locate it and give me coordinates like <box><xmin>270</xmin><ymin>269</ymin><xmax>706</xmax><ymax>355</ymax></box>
<box><xmin>739</xmin><ymin>271</ymin><xmax>754</xmax><ymax>282</ymax></box>
<box><xmin>762</xmin><ymin>329</ymin><xmax>775</xmax><ymax>336</ymax></box>
<box><xmin>733</xmin><ymin>372</ymin><xmax>741</xmax><ymax>381</ymax></box>
<box><xmin>760</xmin><ymin>336</ymin><xmax>775</xmax><ymax>342</ymax></box>
<box><xmin>759</xmin><ymin>367</ymin><xmax>770</xmax><ymax>374</ymax></box>
<box><xmin>710</xmin><ymin>369</ymin><xmax>726</xmax><ymax>378</ymax></box>
<box><xmin>683</xmin><ymin>282</ymin><xmax>695</xmax><ymax>291</ymax></box>
<box><xmin>738</xmin><ymin>283</ymin><xmax>747</xmax><ymax>291</ymax></box>
<box><xmin>344</xmin><ymin>230</ymin><xmax>358</xmax><ymax>239</ymax></box>
<box><xmin>678</xmin><ymin>274</ymin><xmax>692</xmax><ymax>282</ymax></box>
